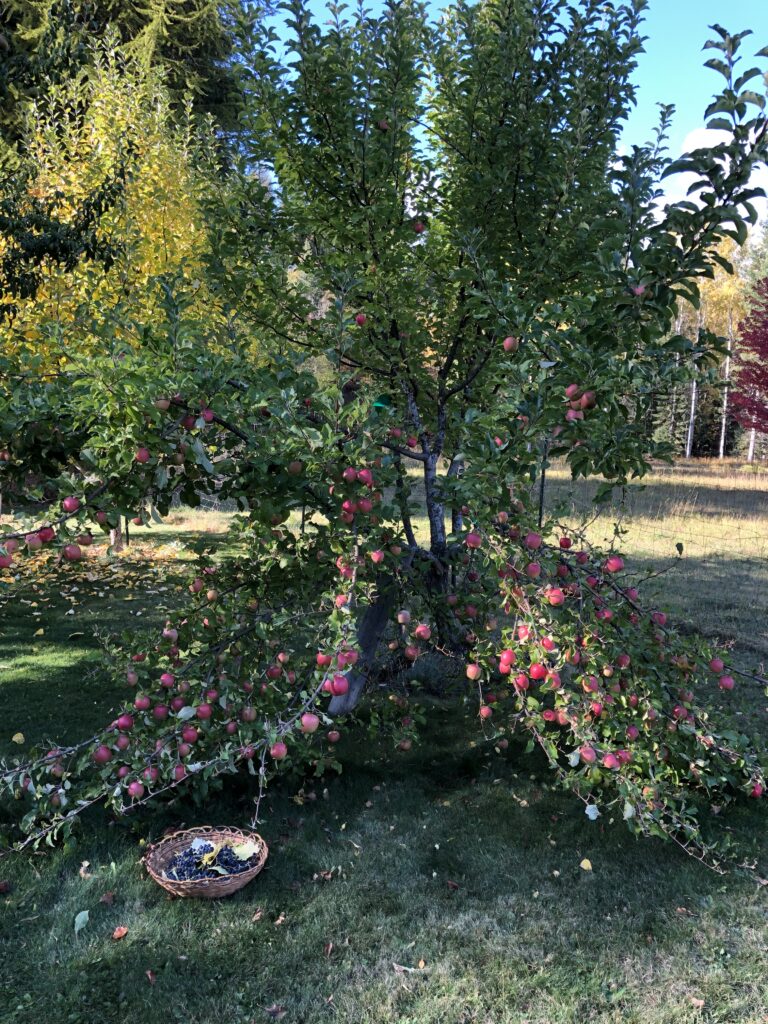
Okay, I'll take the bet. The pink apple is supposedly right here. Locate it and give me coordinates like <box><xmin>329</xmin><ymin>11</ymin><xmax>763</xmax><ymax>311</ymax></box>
<box><xmin>465</xmin><ymin>532</ymin><xmax>482</xmax><ymax>549</ymax></box>
<box><xmin>134</xmin><ymin>694</ymin><xmax>151</xmax><ymax>711</ymax></box>
<box><xmin>579</xmin><ymin>745</ymin><xmax>597</xmax><ymax>764</ymax></box>
<box><xmin>479</xmin><ymin>705</ymin><xmax>493</xmax><ymax>720</ymax></box>
<box><xmin>135</xmin><ymin>447</ymin><xmax>151</xmax><ymax>463</ymax></box>
<box><xmin>502</xmin><ymin>336</ymin><xmax>519</xmax><ymax>353</ymax></box>
<box><xmin>62</xmin><ymin>496</ymin><xmax>81</xmax><ymax>513</ymax></box>
<box><xmin>160</xmin><ymin>672</ymin><xmax>175</xmax><ymax>688</ymax></box>
<box><xmin>270</xmin><ymin>741</ymin><xmax>288</xmax><ymax>760</ymax></box>
<box><xmin>546</xmin><ymin>587</ymin><xmax>565</xmax><ymax>606</ymax></box>
<box><xmin>354</xmin><ymin>313</ymin><xmax>367</xmax><ymax>326</ymax></box>
<box><xmin>116</xmin><ymin>714</ymin><xmax>134</xmax><ymax>732</ymax></box>
<box><xmin>718</xmin><ymin>675</ymin><xmax>735</xmax><ymax>691</ymax></box>
<box><xmin>143</xmin><ymin>766</ymin><xmax>159</xmax><ymax>783</ymax></box>
<box><xmin>604</xmin><ymin>555</ymin><xmax>624</xmax><ymax>573</ymax></box>
<box><xmin>127</xmin><ymin>781</ymin><xmax>145</xmax><ymax>799</ymax></box>
<box><xmin>330</xmin><ymin>674</ymin><xmax>349</xmax><ymax>696</ymax></box>
<box><xmin>301</xmin><ymin>713</ymin><xmax>320</xmax><ymax>733</ymax></box>
<box><xmin>709</xmin><ymin>657</ymin><xmax>725</xmax><ymax>673</ymax></box>
<box><xmin>602</xmin><ymin>752</ymin><xmax>620</xmax><ymax>770</ymax></box>
<box><xmin>92</xmin><ymin>745</ymin><xmax>112</xmax><ymax>765</ymax></box>
<box><xmin>152</xmin><ymin>704</ymin><xmax>169</xmax><ymax>721</ymax></box>
<box><xmin>414</xmin><ymin>623</ymin><xmax>432</xmax><ymax>641</ymax></box>
<box><xmin>524</xmin><ymin>532</ymin><xmax>542</xmax><ymax>550</ymax></box>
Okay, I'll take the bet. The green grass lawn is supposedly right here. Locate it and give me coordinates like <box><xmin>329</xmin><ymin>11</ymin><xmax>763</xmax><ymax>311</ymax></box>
<box><xmin>1</xmin><ymin>466</ymin><xmax>768</xmax><ymax>1023</ymax></box>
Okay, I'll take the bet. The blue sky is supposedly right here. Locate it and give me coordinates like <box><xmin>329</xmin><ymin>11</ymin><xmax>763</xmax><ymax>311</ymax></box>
<box><xmin>622</xmin><ymin>0</ymin><xmax>768</xmax><ymax>153</ymax></box>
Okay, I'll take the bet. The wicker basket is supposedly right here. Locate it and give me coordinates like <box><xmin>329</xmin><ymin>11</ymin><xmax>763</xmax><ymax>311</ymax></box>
<box><xmin>144</xmin><ymin>825</ymin><xmax>268</xmax><ymax>899</ymax></box>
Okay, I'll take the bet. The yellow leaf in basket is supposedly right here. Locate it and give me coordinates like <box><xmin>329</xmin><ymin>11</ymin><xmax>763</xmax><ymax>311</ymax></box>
<box><xmin>200</xmin><ymin>843</ymin><xmax>222</xmax><ymax>866</ymax></box>
<box><xmin>232</xmin><ymin>841</ymin><xmax>259</xmax><ymax>861</ymax></box>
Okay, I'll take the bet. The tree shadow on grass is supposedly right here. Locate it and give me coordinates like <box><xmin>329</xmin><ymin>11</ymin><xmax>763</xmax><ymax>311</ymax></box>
<box><xmin>2</xmin><ymin>714</ymin><xmax>766</xmax><ymax>1024</ymax></box>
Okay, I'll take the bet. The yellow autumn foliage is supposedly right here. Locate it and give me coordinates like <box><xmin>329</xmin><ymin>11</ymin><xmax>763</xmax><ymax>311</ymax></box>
<box><xmin>1</xmin><ymin>47</ymin><xmax>211</xmax><ymax>368</ymax></box>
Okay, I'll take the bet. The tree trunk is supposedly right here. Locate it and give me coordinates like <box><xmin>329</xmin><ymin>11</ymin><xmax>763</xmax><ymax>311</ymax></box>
<box><xmin>685</xmin><ymin>379</ymin><xmax>697</xmax><ymax>459</ymax></box>
<box><xmin>110</xmin><ymin>519</ymin><xmax>124</xmax><ymax>552</ymax></box>
<box><xmin>748</xmin><ymin>428</ymin><xmax>757</xmax><ymax>462</ymax></box>
<box><xmin>328</xmin><ymin>573</ymin><xmax>397</xmax><ymax>715</ymax></box>
<box><xmin>718</xmin><ymin>309</ymin><xmax>733</xmax><ymax>459</ymax></box>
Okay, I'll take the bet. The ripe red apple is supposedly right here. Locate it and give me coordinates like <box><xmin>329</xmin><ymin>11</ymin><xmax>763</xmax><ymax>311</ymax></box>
<box><xmin>327</xmin><ymin>730</ymin><xmax>341</xmax><ymax>744</ymax></box>
<box><xmin>241</xmin><ymin>706</ymin><xmax>257</xmax><ymax>722</ymax></box>
<box><xmin>127</xmin><ymin>780</ymin><xmax>145</xmax><ymax>800</ymax></box>
<box><xmin>524</xmin><ymin>531</ymin><xmax>542</xmax><ymax>550</ymax></box>
<box><xmin>92</xmin><ymin>745</ymin><xmax>112</xmax><ymax>765</ymax></box>
<box><xmin>0</xmin><ymin>553</ymin><xmax>13</xmax><ymax>570</ymax></box>
<box><xmin>466</xmin><ymin>663</ymin><xmax>482</xmax><ymax>681</ymax></box>
<box><xmin>357</xmin><ymin>468</ymin><xmax>374</xmax><ymax>487</ymax></box>
<box><xmin>270</xmin><ymin>740</ymin><xmax>288</xmax><ymax>760</ymax></box>
<box><xmin>412</xmin><ymin>219</ymin><xmax>426</xmax><ymax>233</ymax></box>
<box><xmin>502</xmin><ymin>336</ymin><xmax>519</xmax><ymax>353</ymax></box>
<box><xmin>117</xmin><ymin>765</ymin><xmax>130</xmax><ymax>779</ymax></box>
<box><xmin>134</xmin><ymin>694</ymin><xmax>151</xmax><ymax>711</ymax></box>
<box><xmin>182</xmin><ymin>725</ymin><xmax>199</xmax><ymax>744</ymax></box>
<box><xmin>301</xmin><ymin>713</ymin><xmax>320</xmax><ymax>733</ymax></box>
<box><xmin>604</xmin><ymin>555</ymin><xmax>624</xmax><ymax>574</ymax></box>
<box><xmin>152</xmin><ymin>704</ymin><xmax>169</xmax><ymax>721</ymax></box>
<box><xmin>465</xmin><ymin>531</ymin><xmax>482</xmax><ymax>549</ymax></box>
<box><xmin>414</xmin><ymin>623</ymin><xmax>432</xmax><ymax>641</ymax></box>
<box><xmin>196</xmin><ymin>703</ymin><xmax>213</xmax><ymax>720</ymax></box>
<box><xmin>143</xmin><ymin>766</ymin><xmax>159</xmax><ymax>783</ymax></box>
<box><xmin>546</xmin><ymin>587</ymin><xmax>565</xmax><ymax>606</ymax></box>
<box><xmin>354</xmin><ymin>313</ymin><xmax>367</xmax><ymax>326</ymax></box>
<box><xmin>751</xmin><ymin>782</ymin><xmax>764</xmax><ymax>798</ymax></box>
<box><xmin>709</xmin><ymin>657</ymin><xmax>725</xmax><ymax>673</ymax></box>
<box><xmin>397</xmin><ymin>609</ymin><xmax>412</xmax><ymax>625</ymax></box>
<box><xmin>479</xmin><ymin>705</ymin><xmax>493</xmax><ymax>720</ymax></box>
<box><xmin>206</xmin><ymin>589</ymin><xmax>218</xmax><ymax>603</ymax></box>
<box><xmin>718</xmin><ymin>675</ymin><xmax>735</xmax><ymax>691</ymax></box>
<box><xmin>116</xmin><ymin>714</ymin><xmax>134</xmax><ymax>732</ymax></box>
<box><xmin>626</xmin><ymin>724</ymin><xmax>640</xmax><ymax>741</ymax></box>
<box><xmin>173</xmin><ymin>764</ymin><xmax>187</xmax><ymax>781</ymax></box>
<box><xmin>602</xmin><ymin>752</ymin><xmax>620</xmax><ymax>770</ymax></box>
<box><xmin>529</xmin><ymin>663</ymin><xmax>547</xmax><ymax>681</ymax></box>
<box><xmin>155</xmin><ymin>397</ymin><xmax>171</xmax><ymax>411</ymax></box>
<box><xmin>330</xmin><ymin>674</ymin><xmax>349</xmax><ymax>696</ymax></box>
<box><xmin>62</xmin><ymin>496</ymin><xmax>81</xmax><ymax>513</ymax></box>
<box><xmin>38</xmin><ymin>526</ymin><xmax>56</xmax><ymax>543</ymax></box>
<box><xmin>135</xmin><ymin>447</ymin><xmax>151</xmax><ymax>463</ymax></box>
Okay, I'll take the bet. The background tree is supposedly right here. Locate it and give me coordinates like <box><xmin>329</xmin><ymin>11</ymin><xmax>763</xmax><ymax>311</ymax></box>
<box><xmin>0</xmin><ymin>0</ymin><xmax>248</xmax><ymax>167</ymax></box>
<box><xmin>732</xmin><ymin>276</ymin><xmax>768</xmax><ymax>458</ymax></box>
<box><xmin>1</xmin><ymin>1</ymin><xmax>767</xmax><ymax>866</ymax></box>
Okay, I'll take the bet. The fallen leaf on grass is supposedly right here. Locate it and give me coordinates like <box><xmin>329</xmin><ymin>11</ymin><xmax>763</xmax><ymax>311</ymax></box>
<box><xmin>690</xmin><ymin>996</ymin><xmax>705</xmax><ymax>1009</ymax></box>
<box><xmin>11</xmin><ymin>732</ymin><xmax>24</xmax><ymax>745</ymax></box>
<box><xmin>74</xmin><ymin>910</ymin><xmax>89</xmax><ymax>936</ymax></box>
<box><xmin>100</xmin><ymin>891</ymin><xmax>115</xmax><ymax>905</ymax></box>
<box><xmin>112</xmin><ymin>926</ymin><xmax>128</xmax><ymax>940</ymax></box>
<box><xmin>0</xmin><ymin>880</ymin><xmax>11</xmax><ymax>895</ymax></box>
<box><xmin>323</xmin><ymin>942</ymin><xmax>334</xmax><ymax>957</ymax></box>
<box><xmin>313</xmin><ymin>870</ymin><xmax>333</xmax><ymax>882</ymax></box>
<box><xmin>145</xmin><ymin>970</ymin><xmax>156</xmax><ymax>985</ymax></box>
<box><xmin>393</xmin><ymin>963</ymin><xmax>416</xmax><ymax>974</ymax></box>
<box><xmin>418</xmin><ymin>959</ymin><xmax>426</xmax><ymax>969</ymax></box>
<box><xmin>79</xmin><ymin>861</ymin><xmax>92</xmax><ymax>879</ymax></box>
<box><xmin>252</xmin><ymin>908</ymin><xmax>263</xmax><ymax>922</ymax></box>
<box><xmin>579</xmin><ymin>858</ymin><xmax>593</xmax><ymax>872</ymax></box>
<box><xmin>274</xmin><ymin>912</ymin><xmax>286</xmax><ymax>926</ymax></box>
<box><xmin>265</xmin><ymin>1005</ymin><xmax>287</xmax><ymax>1019</ymax></box>
<box><xmin>446</xmin><ymin>880</ymin><xmax>460</xmax><ymax>891</ymax></box>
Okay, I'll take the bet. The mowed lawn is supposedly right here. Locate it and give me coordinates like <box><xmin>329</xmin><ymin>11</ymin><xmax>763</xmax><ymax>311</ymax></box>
<box><xmin>0</xmin><ymin>462</ymin><xmax>767</xmax><ymax>1024</ymax></box>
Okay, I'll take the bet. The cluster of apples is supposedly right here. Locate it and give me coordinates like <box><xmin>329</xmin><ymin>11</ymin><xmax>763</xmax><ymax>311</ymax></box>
<box><xmin>563</xmin><ymin>383</ymin><xmax>597</xmax><ymax>424</ymax></box>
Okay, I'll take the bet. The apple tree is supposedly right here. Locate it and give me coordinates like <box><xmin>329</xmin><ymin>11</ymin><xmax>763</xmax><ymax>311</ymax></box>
<box><xmin>1</xmin><ymin>0</ymin><xmax>767</xmax><ymax>866</ymax></box>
